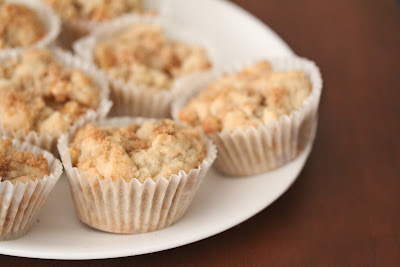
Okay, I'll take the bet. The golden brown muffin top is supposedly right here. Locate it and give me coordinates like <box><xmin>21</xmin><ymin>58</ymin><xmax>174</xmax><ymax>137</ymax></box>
<box><xmin>69</xmin><ymin>119</ymin><xmax>206</xmax><ymax>183</ymax></box>
<box><xmin>179</xmin><ymin>61</ymin><xmax>312</xmax><ymax>133</ymax></box>
<box><xmin>0</xmin><ymin>139</ymin><xmax>50</xmax><ymax>184</ymax></box>
<box><xmin>43</xmin><ymin>0</ymin><xmax>143</xmax><ymax>21</ymax></box>
<box><xmin>0</xmin><ymin>49</ymin><xmax>101</xmax><ymax>135</ymax></box>
<box><xmin>0</xmin><ymin>2</ymin><xmax>46</xmax><ymax>49</ymax></box>
<box><xmin>94</xmin><ymin>24</ymin><xmax>212</xmax><ymax>91</ymax></box>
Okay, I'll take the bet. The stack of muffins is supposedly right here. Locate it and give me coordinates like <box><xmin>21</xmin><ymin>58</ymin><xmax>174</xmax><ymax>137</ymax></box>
<box><xmin>0</xmin><ymin>0</ymin><xmax>322</xmax><ymax>240</ymax></box>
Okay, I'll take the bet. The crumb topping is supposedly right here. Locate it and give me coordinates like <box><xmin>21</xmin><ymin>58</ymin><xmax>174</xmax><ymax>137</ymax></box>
<box><xmin>0</xmin><ymin>139</ymin><xmax>50</xmax><ymax>184</ymax></box>
<box><xmin>94</xmin><ymin>24</ymin><xmax>212</xmax><ymax>90</ymax></box>
<box><xmin>69</xmin><ymin>119</ymin><xmax>206</xmax><ymax>183</ymax></box>
<box><xmin>179</xmin><ymin>61</ymin><xmax>312</xmax><ymax>133</ymax></box>
<box><xmin>0</xmin><ymin>49</ymin><xmax>101</xmax><ymax>135</ymax></box>
<box><xmin>43</xmin><ymin>0</ymin><xmax>143</xmax><ymax>21</ymax></box>
<box><xmin>0</xmin><ymin>2</ymin><xmax>46</xmax><ymax>49</ymax></box>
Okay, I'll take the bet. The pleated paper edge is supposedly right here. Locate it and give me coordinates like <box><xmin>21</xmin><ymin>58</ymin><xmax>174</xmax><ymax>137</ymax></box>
<box><xmin>0</xmin><ymin>138</ymin><xmax>63</xmax><ymax>241</ymax></box>
<box><xmin>57</xmin><ymin>117</ymin><xmax>217</xmax><ymax>233</ymax></box>
<box><xmin>171</xmin><ymin>56</ymin><xmax>323</xmax><ymax>176</ymax></box>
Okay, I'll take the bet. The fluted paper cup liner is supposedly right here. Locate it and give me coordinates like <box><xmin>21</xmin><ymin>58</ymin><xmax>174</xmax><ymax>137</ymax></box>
<box><xmin>2</xmin><ymin>0</ymin><xmax>60</xmax><ymax>53</ymax></box>
<box><xmin>73</xmin><ymin>15</ymin><xmax>217</xmax><ymax>118</ymax></box>
<box><xmin>56</xmin><ymin>0</ymin><xmax>171</xmax><ymax>48</ymax></box>
<box><xmin>58</xmin><ymin>117</ymin><xmax>217</xmax><ymax>233</ymax></box>
<box><xmin>0</xmin><ymin>48</ymin><xmax>112</xmax><ymax>153</ymax></box>
<box><xmin>172</xmin><ymin>57</ymin><xmax>323</xmax><ymax>176</ymax></box>
<box><xmin>0</xmin><ymin>138</ymin><xmax>63</xmax><ymax>241</ymax></box>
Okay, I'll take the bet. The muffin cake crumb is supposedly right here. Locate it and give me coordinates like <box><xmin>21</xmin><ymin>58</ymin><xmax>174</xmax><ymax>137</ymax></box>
<box><xmin>179</xmin><ymin>60</ymin><xmax>312</xmax><ymax>133</ymax></box>
<box><xmin>43</xmin><ymin>0</ymin><xmax>144</xmax><ymax>21</ymax></box>
<box><xmin>0</xmin><ymin>139</ymin><xmax>49</xmax><ymax>184</ymax></box>
<box><xmin>0</xmin><ymin>2</ymin><xmax>45</xmax><ymax>49</ymax></box>
<box><xmin>0</xmin><ymin>49</ymin><xmax>101</xmax><ymax>135</ymax></box>
<box><xmin>94</xmin><ymin>24</ymin><xmax>212</xmax><ymax>90</ymax></box>
<box><xmin>69</xmin><ymin>119</ymin><xmax>206</xmax><ymax>183</ymax></box>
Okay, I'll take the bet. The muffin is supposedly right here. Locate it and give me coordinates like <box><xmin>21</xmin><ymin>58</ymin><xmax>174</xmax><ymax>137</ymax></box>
<box><xmin>42</xmin><ymin>0</ymin><xmax>162</xmax><ymax>48</ymax></box>
<box><xmin>0</xmin><ymin>0</ymin><xmax>60</xmax><ymax>52</ymax></box>
<box><xmin>94</xmin><ymin>23</ymin><xmax>212</xmax><ymax>91</ymax></box>
<box><xmin>0</xmin><ymin>48</ymin><xmax>111</xmax><ymax>152</ymax></box>
<box><xmin>0</xmin><ymin>138</ymin><xmax>63</xmax><ymax>241</ymax></box>
<box><xmin>74</xmin><ymin>15</ymin><xmax>214</xmax><ymax>118</ymax></box>
<box><xmin>58</xmin><ymin>118</ymin><xmax>217</xmax><ymax>233</ymax></box>
<box><xmin>173</xmin><ymin>58</ymin><xmax>322</xmax><ymax>176</ymax></box>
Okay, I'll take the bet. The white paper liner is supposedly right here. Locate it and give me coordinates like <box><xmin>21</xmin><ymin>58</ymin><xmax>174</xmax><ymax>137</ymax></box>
<box><xmin>73</xmin><ymin>14</ymin><xmax>217</xmax><ymax>118</ymax></box>
<box><xmin>172</xmin><ymin>57</ymin><xmax>323</xmax><ymax>176</ymax></box>
<box><xmin>0</xmin><ymin>48</ymin><xmax>113</xmax><ymax>153</ymax></box>
<box><xmin>0</xmin><ymin>138</ymin><xmax>63</xmax><ymax>241</ymax></box>
<box><xmin>58</xmin><ymin>117</ymin><xmax>217</xmax><ymax>233</ymax></box>
<box><xmin>56</xmin><ymin>0</ymin><xmax>172</xmax><ymax>48</ymax></box>
<box><xmin>1</xmin><ymin>0</ymin><xmax>60</xmax><ymax>53</ymax></box>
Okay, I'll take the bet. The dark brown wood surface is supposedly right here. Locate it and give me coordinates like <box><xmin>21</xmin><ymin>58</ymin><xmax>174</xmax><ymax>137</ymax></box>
<box><xmin>2</xmin><ymin>0</ymin><xmax>399</xmax><ymax>266</ymax></box>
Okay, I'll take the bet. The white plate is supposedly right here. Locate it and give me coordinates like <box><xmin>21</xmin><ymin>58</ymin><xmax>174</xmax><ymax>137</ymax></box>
<box><xmin>0</xmin><ymin>0</ymin><xmax>312</xmax><ymax>260</ymax></box>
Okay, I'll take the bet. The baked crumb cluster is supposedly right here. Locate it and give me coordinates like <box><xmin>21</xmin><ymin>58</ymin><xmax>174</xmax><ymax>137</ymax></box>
<box><xmin>0</xmin><ymin>49</ymin><xmax>101</xmax><ymax>135</ymax></box>
<box><xmin>94</xmin><ymin>24</ymin><xmax>212</xmax><ymax>90</ymax></box>
<box><xmin>0</xmin><ymin>139</ymin><xmax>50</xmax><ymax>184</ymax></box>
<box><xmin>69</xmin><ymin>119</ymin><xmax>206</xmax><ymax>183</ymax></box>
<box><xmin>43</xmin><ymin>0</ymin><xmax>143</xmax><ymax>21</ymax></box>
<box><xmin>179</xmin><ymin>61</ymin><xmax>312</xmax><ymax>133</ymax></box>
<box><xmin>0</xmin><ymin>2</ymin><xmax>45</xmax><ymax>49</ymax></box>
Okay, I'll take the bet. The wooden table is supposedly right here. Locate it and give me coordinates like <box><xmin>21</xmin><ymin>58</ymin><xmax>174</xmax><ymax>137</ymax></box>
<box><xmin>2</xmin><ymin>0</ymin><xmax>399</xmax><ymax>265</ymax></box>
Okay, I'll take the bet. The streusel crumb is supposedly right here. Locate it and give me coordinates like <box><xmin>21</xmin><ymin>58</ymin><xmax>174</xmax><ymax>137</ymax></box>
<box><xmin>0</xmin><ymin>49</ymin><xmax>101</xmax><ymax>135</ymax></box>
<box><xmin>0</xmin><ymin>2</ymin><xmax>45</xmax><ymax>49</ymax></box>
<box><xmin>94</xmin><ymin>24</ymin><xmax>212</xmax><ymax>90</ymax></box>
<box><xmin>0</xmin><ymin>139</ymin><xmax>50</xmax><ymax>184</ymax></box>
<box><xmin>179</xmin><ymin>61</ymin><xmax>312</xmax><ymax>133</ymax></box>
<box><xmin>69</xmin><ymin>119</ymin><xmax>206</xmax><ymax>183</ymax></box>
<box><xmin>43</xmin><ymin>0</ymin><xmax>143</xmax><ymax>21</ymax></box>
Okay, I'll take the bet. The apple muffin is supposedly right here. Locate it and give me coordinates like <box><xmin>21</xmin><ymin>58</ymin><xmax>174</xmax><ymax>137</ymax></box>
<box><xmin>59</xmin><ymin>117</ymin><xmax>216</xmax><ymax>233</ymax></box>
<box><xmin>94</xmin><ymin>23</ymin><xmax>212</xmax><ymax>91</ymax></box>
<box><xmin>69</xmin><ymin>119</ymin><xmax>206</xmax><ymax>183</ymax></box>
<box><xmin>0</xmin><ymin>2</ymin><xmax>46</xmax><ymax>49</ymax></box>
<box><xmin>178</xmin><ymin>60</ymin><xmax>312</xmax><ymax>133</ymax></box>
<box><xmin>174</xmin><ymin>58</ymin><xmax>321</xmax><ymax>176</ymax></box>
<box><xmin>0</xmin><ymin>137</ymin><xmax>63</xmax><ymax>241</ymax></box>
<box><xmin>0</xmin><ymin>49</ymin><xmax>101</xmax><ymax>136</ymax></box>
<box><xmin>43</xmin><ymin>0</ymin><xmax>144</xmax><ymax>22</ymax></box>
<box><xmin>42</xmin><ymin>0</ymin><xmax>147</xmax><ymax>48</ymax></box>
<box><xmin>0</xmin><ymin>138</ymin><xmax>50</xmax><ymax>184</ymax></box>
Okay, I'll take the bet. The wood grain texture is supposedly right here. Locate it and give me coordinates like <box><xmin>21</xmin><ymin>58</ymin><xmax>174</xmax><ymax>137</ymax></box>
<box><xmin>1</xmin><ymin>0</ymin><xmax>399</xmax><ymax>265</ymax></box>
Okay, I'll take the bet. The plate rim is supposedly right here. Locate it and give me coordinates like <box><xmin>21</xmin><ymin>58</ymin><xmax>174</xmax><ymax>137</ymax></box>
<box><xmin>0</xmin><ymin>145</ymin><xmax>313</xmax><ymax>260</ymax></box>
<box><xmin>216</xmin><ymin>0</ymin><xmax>294</xmax><ymax>56</ymax></box>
